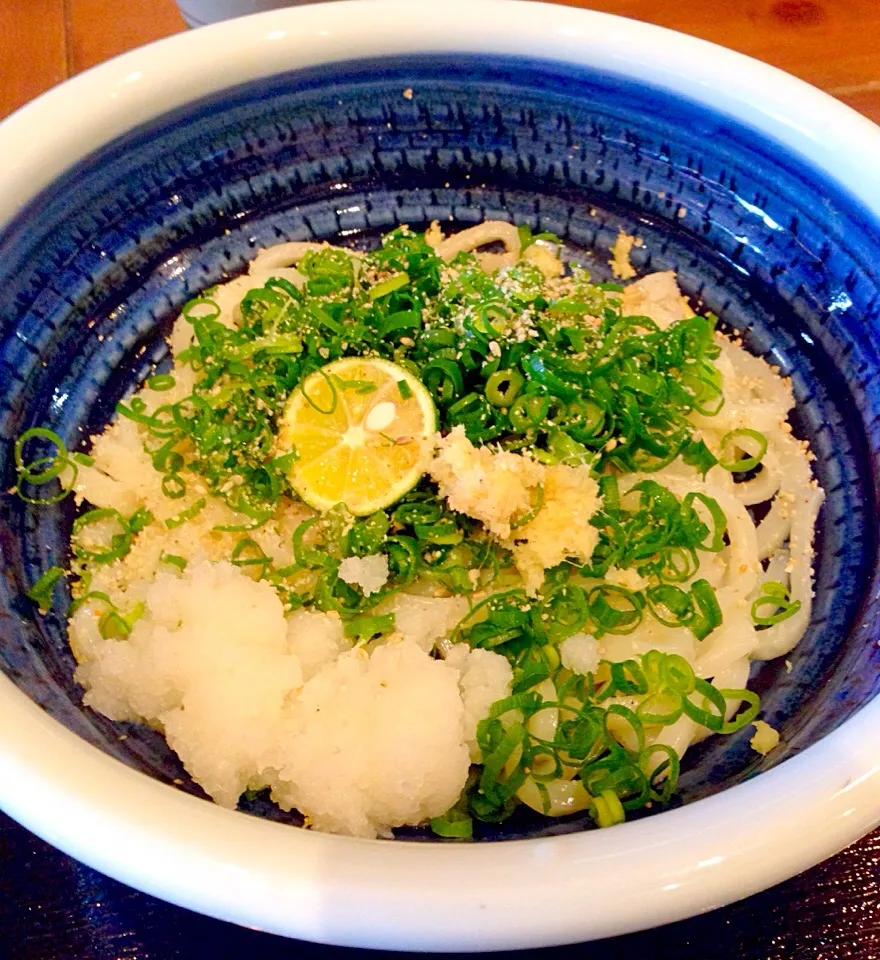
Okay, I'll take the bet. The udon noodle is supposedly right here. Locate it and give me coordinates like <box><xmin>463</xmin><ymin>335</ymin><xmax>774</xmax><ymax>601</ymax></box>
<box><xmin>17</xmin><ymin>220</ymin><xmax>823</xmax><ymax>837</ymax></box>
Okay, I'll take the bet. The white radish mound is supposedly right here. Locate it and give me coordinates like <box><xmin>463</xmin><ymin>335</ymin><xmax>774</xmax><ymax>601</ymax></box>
<box><xmin>70</xmin><ymin>558</ymin><xmax>509</xmax><ymax>837</ymax></box>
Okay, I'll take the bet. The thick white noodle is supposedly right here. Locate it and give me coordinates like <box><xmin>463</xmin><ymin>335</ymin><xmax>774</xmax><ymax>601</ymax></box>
<box><xmin>168</xmin><ymin>246</ymin><xmax>316</xmax><ymax>355</ymax></box>
<box><xmin>695</xmin><ymin>608</ymin><xmax>758</xmax><ymax>680</ymax></box>
<box><xmin>752</xmin><ymin>483</ymin><xmax>823</xmax><ymax>659</ymax></box>
<box><xmin>712</xmin><ymin>657</ymin><xmax>752</xmax><ymax>716</ymax></box>
<box><xmin>432</xmin><ymin>221</ymin><xmax>522</xmax><ymax>273</ymax></box>
<box><xmin>648</xmin><ymin>713</ymin><xmax>697</xmax><ymax>758</ymax></box>
<box><xmin>249</xmin><ymin>241</ymin><xmax>332</xmax><ymax>271</ymax></box>
<box><xmin>525</xmin><ymin>679</ymin><xmax>560</xmax><ymax>778</ymax></box>
<box><xmin>159</xmin><ymin>228</ymin><xmax>824</xmax><ymax>809</ymax></box>
<box><xmin>731</xmin><ymin>455</ymin><xmax>782</xmax><ymax>506</ymax></box>
<box><xmin>517</xmin><ymin>777</ymin><xmax>592</xmax><ymax>816</ymax></box>
<box><xmin>599</xmin><ymin>321</ymin><xmax>823</xmax><ymax>768</ymax></box>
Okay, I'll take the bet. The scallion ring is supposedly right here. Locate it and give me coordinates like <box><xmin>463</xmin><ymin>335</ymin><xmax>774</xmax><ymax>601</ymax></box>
<box><xmin>719</xmin><ymin>428</ymin><xmax>767</xmax><ymax>472</ymax></box>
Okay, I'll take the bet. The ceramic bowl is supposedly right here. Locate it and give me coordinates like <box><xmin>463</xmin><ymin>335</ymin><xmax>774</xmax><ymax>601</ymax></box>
<box><xmin>1</xmin><ymin>0</ymin><xmax>879</xmax><ymax>949</ymax></box>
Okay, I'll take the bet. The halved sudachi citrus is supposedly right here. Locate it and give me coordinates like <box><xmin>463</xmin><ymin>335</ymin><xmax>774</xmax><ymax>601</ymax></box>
<box><xmin>278</xmin><ymin>357</ymin><xmax>437</xmax><ymax>515</ymax></box>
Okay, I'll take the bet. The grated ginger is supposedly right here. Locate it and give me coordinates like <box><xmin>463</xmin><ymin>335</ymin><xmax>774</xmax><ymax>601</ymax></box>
<box><xmin>523</xmin><ymin>243</ymin><xmax>564</xmax><ymax>278</ymax></box>
<box><xmin>429</xmin><ymin>426</ymin><xmax>601</xmax><ymax>593</ymax></box>
<box><xmin>609</xmin><ymin>230</ymin><xmax>639</xmax><ymax>280</ymax></box>
<box><xmin>619</xmin><ymin>271</ymin><xmax>692</xmax><ymax>330</ymax></box>
<box><xmin>429</xmin><ymin>426</ymin><xmax>542</xmax><ymax>539</ymax></box>
<box><xmin>750</xmin><ymin>720</ymin><xmax>781</xmax><ymax>756</ymax></box>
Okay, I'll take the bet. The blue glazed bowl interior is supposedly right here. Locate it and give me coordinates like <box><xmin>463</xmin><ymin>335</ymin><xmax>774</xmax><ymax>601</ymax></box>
<box><xmin>1</xmin><ymin>54</ymin><xmax>879</xmax><ymax>841</ymax></box>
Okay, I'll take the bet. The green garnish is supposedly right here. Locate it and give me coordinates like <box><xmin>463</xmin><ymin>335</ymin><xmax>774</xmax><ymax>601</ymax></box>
<box><xmin>430</xmin><ymin>809</ymin><xmax>474</xmax><ymax>839</ymax></box>
<box><xmin>344</xmin><ymin>613</ymin><xmax>396</xmax><ymax>640</ymax></box>
<box><xmin>718</xmin><ymin>428</ymin><xmax>768</xmax><ymax>472</ymax></box>
<box><xmin>72</xmin><ymin>507</ymin><xmax>152</xmax><ymax>564</ymax></box>
<box><xmin>751</xmin><ymin>580</ymin><xmax>801</xmax><ymax>626</ymax></box>
<box><xmin>15</xmin><ymin>224</ymin><xmax>791</xmax><ymax>838</ymax></box>
<box><xmin>14</xmin><ymin>428</ymin><xmax>79</xmax><ymax>504</ymax></box>
<box><xmin>99</xmin><ymin>601</ymin><xmax>145</xmax><ymax>640</ymax></box>
<box><xmin>369</xmin><ymin>271</ymin><xmax>409</xmax><ymax>301</ymax></box>
<box><xmin>165</xmin><ymin>498</ymin><xmax>206</xmax><ymax>530</ymax></box>
<box><xmin>231</xmin><ymin>537</ymin><xmax>271</xmax><ymax>579</ymax></box>
<box><xmin>332</xmin><ymin>375</ymin><xmax>378</xmax><ymax>395</ymax></box>
<box><xmin>470</xmin><ymin>649</ymin><xmax>759</xmax><ymax>826</ymax></box>
<box><xmin>26</xmin><ymin>566</ymin><xmax>66</xmax><ymax>613</ymax></box>
<box><xmin>146</xmin><ymin>373</ymin><xmax>176</xmax><ymax>392</ymax></box>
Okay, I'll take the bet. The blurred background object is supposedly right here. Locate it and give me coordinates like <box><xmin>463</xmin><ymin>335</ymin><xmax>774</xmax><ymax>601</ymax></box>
<box><xmin>175</xmin><ymin>0</ymin><xmax>328</xmax><ymax>27</ymax></box>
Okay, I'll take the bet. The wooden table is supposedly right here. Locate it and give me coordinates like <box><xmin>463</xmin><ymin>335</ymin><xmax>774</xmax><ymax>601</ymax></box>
<box><xmin>3</xmin><ymin>0</ymin><xmax>880</xmax><ymax>124</ymax></box>
<box><xmin>1</xmin><ymin>2</ymin><xmax>879</xmax><ymax>958</ymax></box>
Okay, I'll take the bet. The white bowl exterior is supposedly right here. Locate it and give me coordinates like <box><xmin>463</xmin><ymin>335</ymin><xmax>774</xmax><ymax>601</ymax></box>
<box><xmin>0</xmin><ymin>0</ymin><xmax>879</xmax><ymax>949</ymax></box>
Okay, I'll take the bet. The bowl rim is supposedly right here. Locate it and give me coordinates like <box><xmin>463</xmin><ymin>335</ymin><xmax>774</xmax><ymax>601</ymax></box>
<box><xmin>1</xmin><ymin>0</ymin><xmax>880</xmax><ymax>949</ymax></box>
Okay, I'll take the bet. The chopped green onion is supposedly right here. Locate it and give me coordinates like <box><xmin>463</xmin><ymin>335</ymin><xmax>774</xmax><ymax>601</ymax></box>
<box><xmin>344</xmin><ymin>613</ymin><xmax>396</xmax><ymax>640</ymax></box>
<box><xmin>508</xmin><ymin>394</ymin><xmax>550</xmax><ymax>431</ymax></box>
<box><xmin>369</xmin><ymin>272</ymin><xmax>410</xmax><ymax>301</ymax></box>
<box><xmin>689</xmin><ymin>579</ymin><xmax>723</xmax><ymax>640</ymax></box>
<box><xmin>718</xmin><ymin>688</ymin><xmax>761</xmax><ymax>733</ymax></box>
<box><xmin>182</xmin><ymin>297</ymin><xmax>221</xmax><ymax>323</ymax></box>
<box><xmin>751</xmin><ymin>580</ymin><xmax>801</xmax><ymax>626</ymax></box>
<box><xmin>719</xmin><ymin>429</ymin><xmax>768</xmax><ymax>472</ymax></box>
<box><xmin>73</xmin><ymin>508</ymin><xmax>134</xmax><ymax>563</ymax></box>
<box><xmin>99</xmin><ymin>610</ymin><xmax>131</xmax><ymax>639</ymax></box>
<box><xmin>165</xmin><ymin>498</ymin><xmax>206</xmax><ymax>530</ymax></box>
<box><xmin>642</xmin><ymin>744</ymin><xmax>681</xmax><ymax>803</ymax></box>
<box><xmin>231</xmin><ymin>538</ymin><xmax>270</xmax><ymax>579</ymax></box>
<box><xmin>588</xmin><ymin>585</ymin><xmax>644</xmax><ymax>636</ymax></box>
<box><xmin>147</xmin><ymin>374</ymin><xmax>176</xmax><ymax>392</ymax></box>
<box><xmin>14</xmin><ymin>428</ymin><xmax>78</xmax><ymax>504</ymax></box>
<box><xmin>15</xmin><ymin>428</ymin><xmax>69</xmax><ymax>483</ymax></box>
<box><xmin>590</xmin><ymin>789</ymin><xmax>626</xmax><ymax>828</ymax></box>
<box><xmin>347</xmin><ymin>511</ymin><xmax>390</xmax><ymax>557</ymax></box>
<box><xmin>292</xmin><ymin>516</ymin><xmax>334</xmax><ymax>570</ymax></box>
<box><xmin>682</xmin><ymin>677</ymin><xmax>728</xmax><ymax>731</ymax></box>
<box><xmin>98</xmin><ymin>601</ymin><xmax>145</xmax><ymax>640</ymax></box>
<box><xmin>421</xmin><ymin>358</ymin><xmax>464</xmax><ymax>404</ymax></box>
<box><xmin>682</xmin><ymin>492</ymin><xmax>727</xmax><ymax>553</ymax></box>
<box><xmin>645</xmin><ymin>584</ymin><xmax>694</xmax><ymax>628</ymax></box>
<box><xmin>162</xmin><ymin>473</ymin><xmax>187</xmax><ymax>499</ymax></box>
<box><xmin>26</xmin><ymin>566</ymin><xmax>66</xmax><ymax>613</ymax></box>
<box><xmin>332</xmin><ymin>375</ymin><xmax>377</xmax><ymax>395</ymax></box>
<box><xmin>430</xmin><ymin>808</ymin><xmax>473</xmax><ymax>839</ymax></box>
<box><xmin>300</xmin><ymin>368</ymin><xmax>338</xmax><ymax>415</ymax></box>
<box><xmin>485</xmin><ymin>369</ymin><xmax>524</xmax><ymax>407</ymax></box>
<box><xmin>680</xmin><ymin>437</ymin><xmax>718</xmax><ymax>476</ymax></box>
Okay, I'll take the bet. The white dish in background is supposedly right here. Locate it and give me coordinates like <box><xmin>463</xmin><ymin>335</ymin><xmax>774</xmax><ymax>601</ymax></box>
<box><xmin>175</xmin><ymin>0</ymin><xmax>324</xmax><ymax>29</ymax></box>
